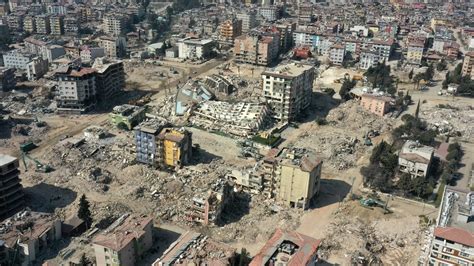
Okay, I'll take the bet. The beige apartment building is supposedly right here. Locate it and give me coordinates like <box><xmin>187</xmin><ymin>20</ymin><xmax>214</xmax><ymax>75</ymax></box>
<box><xmin>406</xmin><ymin>41</ymin><xmax>424</xmax><ymax>65</ymax></box>
<box><xmin>261</xmin><ymin>62</ymin><xmax>314</xmax><ymax>121</ymax></box>
<box><xmin>103</xmin><ymin>15</ymin><xmax>126</xmax><ymax>36</ymax></box>
<box><xmin>49</xmin><ymin>15</ymin><xmax>63</xmax><ymax>35</ymax></box>
<box><xmin>23</xmin><ymin>15</ymin><xmax>36</xmax><ymax>33</ymax></box>
<box><xmin>35</xmin><ymin>15</ymin><xmax>50</xmax><ymax>34</ymax></box>
<box><xmin>220</xmin><ymin>19</ymin><xmax>242</xmax><ymax>42</ymax></box>
<box><xmin>93</xmin><ymin>215</ymin><xmax>153</xmax><ymax>266</ymax></box>
<box><xmin>278</xmin><ymin>153</ymin><xmax>322</xmax><ymax>209</ymax></box>
<box><xmin>234</xmin><ymin>29</ymin><xmax>280</xmax><ymax>66</ymax></box>
<box><xmin>461</xmin><ymin>51</ymin><xmax>474</xmax><ymax>78</ymax></box>
<box><xmin>360</xmin><ymin>94</ymin><xmax>392</xmax><ymax>117</ymax></box>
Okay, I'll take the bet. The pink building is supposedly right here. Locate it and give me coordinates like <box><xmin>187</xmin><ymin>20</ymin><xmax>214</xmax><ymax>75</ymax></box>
<box><xmin>360</xmin><ymin>94</ymin><xmax>392</xmax><ymax>117</ymax></box>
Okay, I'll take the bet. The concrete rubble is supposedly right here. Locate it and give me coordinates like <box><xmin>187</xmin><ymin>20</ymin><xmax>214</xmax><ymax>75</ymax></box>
<box><xmin>420</xmin><ymin>103</ymin><xmax>473</xmax><ymax>139</ymax></box>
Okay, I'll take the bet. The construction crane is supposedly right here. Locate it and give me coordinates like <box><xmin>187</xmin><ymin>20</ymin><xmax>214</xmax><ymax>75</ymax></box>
<box><xmin>20</xmin><ymin>151</ymin><xmax>53</xmax><ymax>173</ymax></box>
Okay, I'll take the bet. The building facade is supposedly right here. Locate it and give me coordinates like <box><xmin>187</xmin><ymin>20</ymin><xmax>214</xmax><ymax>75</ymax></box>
<box><xmin>398</xmin><ymin>140</ymin><xmax>434</xmax><ymax>178</ymax></box>
<box><xmin>156</xmin><ymin>127</ymin><xmax>192</xmax><ymax>168</ymax></box>
<box><xmin>360</xmin><ymin>94</ymin><xmax>392</xmax><ymax>116</ymax></box>
<box><xmin>236</xmin><ymin>11</ymin><xmax>258</xmax><ymax>33</ymax></box>
<box><xmin>261</xmin><ymin>63</ymin><xmax>314</xmax><ymax>121</ymax></box>
<box><xmin>461</xmin><ymin>52</ymin><xmax>474</xmax><ymax>78</ymax></box>
<box><xmin>0</xmin><ymin>155</ymin><xmax>24</xmax><ymax>220</ymax></box>
<box><xmin>0</xmin><ymin>67</ymin><xmax>16</xmax><ymax>92</ymax></box>
<box><xmin>56</xmin><ymin>67</ymin><xmax>97</xmax><ymax>113</ymax></box>
<box><xmin>329</xmin><ymin>44</ymin><xmax>345</xmax><ymax>65</ymax></box>
<box><xmin>177</xmin><ymin>37</ymin><xmax>215</xmax><ymax>60</ymax></box>
<box><xmin>92</xmin><ymin>58</ymin><xmax>125</xmax><ymax>102</ymax></box>
<box><xmin>219</xmin><ymin>19</ymin><xmax>242</xmax><ymax>42</ymax></box>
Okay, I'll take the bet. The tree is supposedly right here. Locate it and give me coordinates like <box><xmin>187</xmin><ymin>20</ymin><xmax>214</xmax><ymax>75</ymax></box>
<box><xmin>408</xmin><ymin>68</ymin><xmax>414</xmax><ymax>80</ymax></box>
<box><xmin>413</xmin><ymin>73</ymin><xmax>424</xmax><ymax>90</ymax></box>
<box><xmin>442</xmin><ymin>72</ymin><xmax>450</xmax><ymax>90</ymax></box>
<box><xmin>78</xmin><ymin>194</ymin><xmax>93</xmax><ymax>228</ymax></box>
<box><xmin>339</xmin><ymin>78</ymin><xmax>356</xmax><ymax>101</ymax></box>
<box><xmin>237</xmin><ymin>248</ymin><xmax>251</xmax><ymax>266</ymax></box>
<box><xmin>436</xmin><ymin>59</ymin><xmax>447</xmax><ymax>71</ymax></box>
<box><xmin>397</xmin><ymin>173</ymin><xmax>412</xmax><ymax>192</ymax></box>
<box><xmin>414</xmin><ymin>99</ymin><xmax>420</xmax><ymax>118</ymax></box>
<box><xmin>79</xmin><ymin>254</ymin><xmax>90</xmax><ymax>266</ymax></box>
<box><xmin>424</xmin><ymin>64</ymin><xmax>434</xmax><ymax>81</ymax></box>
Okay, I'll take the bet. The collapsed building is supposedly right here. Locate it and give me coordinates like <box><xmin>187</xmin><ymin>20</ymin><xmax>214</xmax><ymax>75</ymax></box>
<box><xmin>203</xmin><ymin>74</ymin><xmax>234</xmax><ymax>95</ymax></box>
<box><xmin>228</xmin><ymin>147</ymin><xmax>323</xmax><ymax>209</ymax></box>
<box><xmin>250</xmin><ymin>228</ymin><xmax>321</xmax><ymax>266</ymax></box>
<box><xmin>134</xmin><ymin>119</ymin><xmax>192</xmax><ymax>169</ymax></box>
<box><xmin>0</xmin><ymin>210</ymin><xmax>62</xmax><ymax>265</ymax></box>
<box><xmin>153</xmin><ymin>231</ymin><xmax>236</xmax><ymax>266</ymax></box>
<box><xmin>110</xmin><ymin>104</ymin><xmax>146</xmax><ymax>130</ymax></box>
<box><xmin>190</xmin><ymin>101</ymin><xmax>270</xmax><ymax>136</ymax></box>
<box><xmin>175</xmin><ymin>80</ymin><xmax>215</xmax><ymax>116</ymax></box>
<box><xmin>186</xmin><ymin>179</ymin><xmax>233</xmax><ymax>226</ymax></box>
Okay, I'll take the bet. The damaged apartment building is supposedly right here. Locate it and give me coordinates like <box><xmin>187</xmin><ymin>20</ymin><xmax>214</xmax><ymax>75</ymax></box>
<box><xmin>228</xmin><ymin>148</ymin><xmax>322</xmax><ymax>209</ymax></box>
<box><xmin>261</xmin><ymin>62</ymin><xmax>315</xmax><ymax>122</ymax></box>
<box><xmin>186</xmin><ymin>179</ymin><xmax>233</xmax><ymax>226</ymax></box>
<box><xmin>0</xmin><ymin>210</ymin><xmax>62</xmax><ymax>265</ymax></box>
<box><xmin>228</xmin><ymin>147</ymin><xmax>322</xmax><ymax>209</ymax></box>
<box><xmin>55</xmin><ymin>58</ymin><xmax>125</xmax><ymax>114</ymax></box>
<box><xmin>190</xmin><ymin>101</ymin><xmax>270</xmax><ymax>136</ymax></box>
<box><xmin>0</xmin><ymin>154</ymin><xmax>24</xmax><ymax>220</ymax></box>
<box><xmin>134</xmin><ymin>119</ymin><xmax>192</xmax><ymax>169</ymax></box>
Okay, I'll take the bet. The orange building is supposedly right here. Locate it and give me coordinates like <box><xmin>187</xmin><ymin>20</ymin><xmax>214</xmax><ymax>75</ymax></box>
<box><xmin>360</xmin><ymin>94</ymin><xmax>393</xmax><ymax>117</ymax></box>
<box><xmin>219</xmin><ymin>19</ymin><xmax>242</xmax><ymax>42</ymax></box>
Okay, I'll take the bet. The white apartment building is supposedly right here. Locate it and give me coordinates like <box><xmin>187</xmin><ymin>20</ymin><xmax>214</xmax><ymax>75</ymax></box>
<box><xmin>26</xmin><ymin>57</ymin><xmax>48</xmax><ymax>81</ymax></box>
<box><xmin>258</xmin><ymin>6</ymin><xmax>279</xmax><ymax>21</ymax></box>
<box><xmin>56</xmin><ymin>66</ymin><xmax>97</xmax><ymax>113</ymax></box>
<box><xmin>261</xmin><ymin>63</ymin><xmax>314</xmax><ymax>121</ymax></box>
<box><xmin>98</xmin><ymin>36</ymin><xmax>127</xmax><ymax>58</ymax></box>
<box><xmin>359</xmin><ymin>49</ymin><xmax>380</xmax><ymax>70</ymax></box>
<box><xmin>2</xmin><ymin>50</ymin><xmax>34</xmax><ymax>69</ymax></box>
<box><xmin>103</xmin><ymin>15</ymin><xmax>126</xmax><ymax>36</ymax></box>
<box><xmin>177</xmin><ymin>38</ymin><xmax>215</xmax><ymax>60</ymax></box>
<box><xmin>329</xmin><ymin>44</ymin><xmax>345</xmax><ymax>65</ymax></box>
<box><xmin>398</xmin><ymin>140</ymin><xmax>434</xmax><ymax>178</ymax></box>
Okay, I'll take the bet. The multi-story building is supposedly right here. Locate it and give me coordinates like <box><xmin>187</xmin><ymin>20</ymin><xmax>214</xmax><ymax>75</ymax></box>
<box><xmin>275</xmin><ymin>21</ymin><xmax>296</xmax><ymax>53</ymax></box>
<box><xmin>6</xmin><ymin>14</ymin><xmax>23</xmax><ymax>32</ymax></box>
<box><xmin>258</xmin><ymin>6</ymin><xmax>279</xmax><ymax>21</ymax></box>
<box><xmin>156</xmin><ymin>127</ymin><xmax>193</xmax><ymax>168</ymax></box>
<box><xmin>134</xmin><ymin>119</ymin><xmax>168</xmax><ymax>166</ymax></box>
<box><xmin>0</xmin><ymin>67</ymin><xmax>16</xmax><ymax>92</ymax></box>
<box><xmin>80</xmin><ymin>46</ymin><xmax>106</xmax><ymax>63</ymax></box>
<box><xmin>23</xmin><ymin>15</ymin><xmax>35</xmax><ymax>33</ymax></box>
<box><xmin>234</xmin><ymin>29</ymin><xmax>280</xmax><ymax>66</ymax></box>
<box><xmin>427</xmin><ymin>186</ymin><xmax>474</xmax><ymax>266</ymax></box>
<box><xmin>98</xmin><ymin>36</ymin><xmax>127</xmax><ymax>58</ymax></box>
<box><xmin>219</xmin><ymin>19</ymin><xmax>242</xmax><ymax>42</ymax></box>
<box><xmin>35</xmin><ymin>14</ymin><xmax>50</xmax><ymax>34</ymax></box>
<box><xmin>261</xmin><ymin>62</ymin><xmax>314</xmax><ymax>121</ymax></box>
<box><xmin>406</xmin><ymin>41</ymin><xmax>424</xmax><ymax>65</ymax></box>
<box><xmin>250</xmin><ymin>229</ymin><xmax>321</xmax><ymax>265</ymax></box>
<box><xmin>329</xmin><ymin>44</ymin><xmax>345</xmax><ymax>65</ymax></box>
<box><xmin>236</xmin><ymin>11</ymin><xmax>258</xmax><ymax>33</ymax></box>
<box><xmin>360</xmin><ymin>94</ymin><xmax>393</xmax><ymax>116</ymax></box>
<box><xmin>93</xmin><ymin>215</ymin><xmax>153</xmax><ymax>266</ymax></box>
<box><xmin>64</xmin><ymin>17</ymin><xmax>79</xmax><ymax>35</ymax></box>
<box><xmin>359</xmin><ymin>49</ymin><xmax>380</xmax><ymax>70</ymax></box>
<box><xmin>55</xmin><ymin>66</ymin><xmax>97</xmax><ymax>113</ymax></box>
<box><xmin>398</xmin><ymin>140</ymin><xmax>434</xmax><ymax>178</ymax></box>
<box><xmin>26</xmin><ymin>56</ymin><xmax>48</xmax><ymax>81</ymax></box>
<box><xmin>177</xmin><ymin>37</ymin><xmax>215</xmax><ymax>60</ymax></box>
<box><xmin>298</xmin><ymin>3</ymin><xmax>313</xmax><ymax>23</ymax></box>
<box><xmin>1</xmin><ymin>211</ymin><xmax>62</xmax><ymax>264</ymax></box>
<box><xmin>370</xmin><ymin>38</ymin><xmax>394</xmax><ymax>61</ymax></box>
<box><xmin>92</xmin><ymin>58</ymin><xmax>125</xmax><ymax>102</ymax></box>
<box><xmin>49</xmin><ymin>15</ymin><xmax>63</xmax><ymax>35</ymax></box>
<box><xmin>2</xmin><ymin>49</ymin><xmax>34</xmax><ymax>70</ymax></box>
<box><xmin>42</xmin><ymin>45</ymin><xmax>65</xmax><ymax>62</ymax></box>
<box><xmin>461</xmin><ymin>51</ymin><xmax>474</xmax><ymax>78</ymax></box>
<box><xmin>277</xmin><ymin>148</ymin><xmax>322</xmax><ymax>209</ymax></box>
<box><xmin>103</xmin><ymin>15</ymin><xmax>126</xmax><ymax>36</ymax></box>
<box><xmin>0</xmin><ymin>154</ymin><xmax>24</xmax><ymax>220</ymax></box>
<box><xmin>47</xmin><ymin>4</ymin><xmax>66</xmax><ymax>15</ymax></box>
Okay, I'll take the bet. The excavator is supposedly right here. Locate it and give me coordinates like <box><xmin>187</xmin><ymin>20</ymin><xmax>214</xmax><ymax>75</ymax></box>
<box><xmin>20</xmin><ymin>150</ymin><xmax>53</xmax><ymax>173</ymax></box>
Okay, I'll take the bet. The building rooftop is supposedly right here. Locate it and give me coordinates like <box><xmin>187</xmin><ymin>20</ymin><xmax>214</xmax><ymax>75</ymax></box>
<box><xmin>399</xmin><ymin>140</ymin><xmax>434</xmax><ymax>164</ymax></box>
<box><xmin>0</xmin><ymin>154</ymin><xmax>17</xmax><ymax>166</ymax></box>
<box><xmin>134</xmin><ymin>118</ymin><xmax>168</xmax><ymax>134</ymax></box>
<box><xmin>434</xmin><ymin>227</ymin><xmax>474</xmax><ymax>247</ymax></box>
<box><xmin>0</xmin><ymin>210</ymin><xmax>58</xmax><ymax>247</ymax></box>
<box><xmin>361</xmin><ymin>93</ymin><xmax>394</xmax><ymax>103</ymax></box>
<box><xmin>437</xmin><ymin>186</ymin><xmax>474</xmax><ymax>232</ymax></box>
<box><xmin>153</xmin><ymin>231</ymin><xmax>235</xmax><ymax>266</ymax></box>
<box><xmin>262</xmin><ymin>62</ymin><xmax>314</xmax><ymax>79</ymax></box>
<box><xmin>157</xmin><ymin>127</ymin><xmax>188</xmax><ymax>143</ymax></box>
<box><xmin>250</xmin><ymin>229</ymin><xmax>321</xmax><ymax>266</ymax></box>
<box><xmin>92</xmin><ymin>214</ymin><xmax>152</xmax><ymax>252</ymax></box>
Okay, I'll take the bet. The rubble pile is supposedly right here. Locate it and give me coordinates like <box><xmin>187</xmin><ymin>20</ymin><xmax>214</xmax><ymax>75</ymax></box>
<box><xmin>420</xmin><ymin>104</ymin><xmax>473</xmax><ymax>139</ymax></box>
<box><xmin>326</xmin><ymin>100</ymin><xmax>394</xmax><ymax>133</ymax></box>
<box><xmin>295</xmin><ymin>133</ymin><xmax>365</xmax><ymax>170</ymax></box>
<box><xmin>0</xmin><ymin>90</ymin><xmax>54</xmax><ymax>115</ymax></box>
<box><xmin>319</xmin><ymin>201</ymin><xmax>422</xmax><ymax>264</ymax></box>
